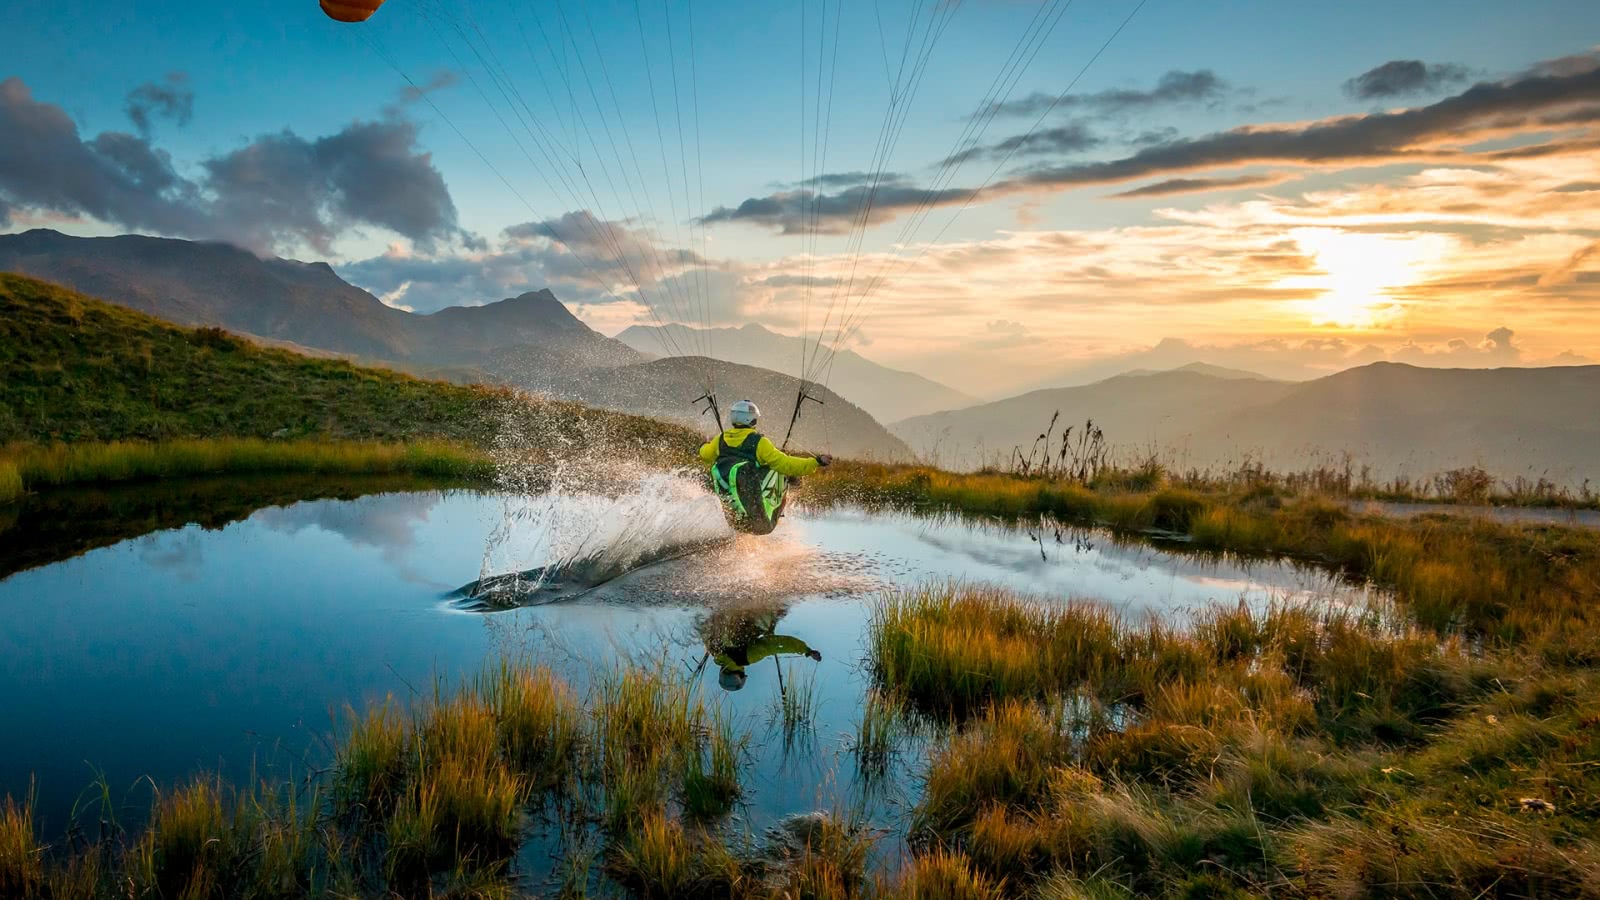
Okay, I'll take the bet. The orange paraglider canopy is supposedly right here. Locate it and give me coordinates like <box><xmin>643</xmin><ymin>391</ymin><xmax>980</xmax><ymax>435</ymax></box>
<box><xmin>320</xmin><ymin>0</ymin><xmax>385</xmax><ymax>23</ymax></box>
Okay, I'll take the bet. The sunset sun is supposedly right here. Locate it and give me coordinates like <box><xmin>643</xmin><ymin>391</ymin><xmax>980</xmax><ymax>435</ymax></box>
<box><xmin>1288</xmin><ymin>229</ymin><xmax>1445</xmax><ymax>329</ymax></box>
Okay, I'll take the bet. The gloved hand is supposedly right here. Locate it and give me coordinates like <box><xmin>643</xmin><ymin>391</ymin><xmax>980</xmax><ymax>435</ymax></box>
<box><xmin>815</xmin><ymin>454</ymin><xmax>833</xmax><ymax>467</ymax></box>
<box><xmin>807</xmin><ymin>649</ymin><xmax>823</xmax><ymax>661</ymax></box>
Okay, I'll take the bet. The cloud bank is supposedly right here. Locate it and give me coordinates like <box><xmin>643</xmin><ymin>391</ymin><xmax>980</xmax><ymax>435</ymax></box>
<box><xmin>0</xmin><ymin>77</ymin><xmax>468</xmax><ymax>255</ymax></box>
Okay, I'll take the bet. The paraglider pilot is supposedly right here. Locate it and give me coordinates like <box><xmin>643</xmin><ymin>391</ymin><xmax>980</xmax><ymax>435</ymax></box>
<box><xmin>700</xmin><ymin>399</ymin><xmax>831</xmax><ymax>535</ymax></box>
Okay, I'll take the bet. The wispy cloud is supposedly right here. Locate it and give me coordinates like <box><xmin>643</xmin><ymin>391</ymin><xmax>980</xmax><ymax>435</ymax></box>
<box><xmin>1343</xmin><ymin>60</ymin><xmax>1471</xmax><ymax>100</ymax></box>
<box><xmin>125</xmin><ymin>73</ymin><xmax>193</xmax><ymax>136</ymax></box>
<box><xmin>976</xmin><ymin>69</ymin><xmax>1232</xmax><ymax>120</ymax></box>
<box><xmin>1110</xmin><ymin>174</ymin><xmax>1286</xmax><ymax>198</ymax></box>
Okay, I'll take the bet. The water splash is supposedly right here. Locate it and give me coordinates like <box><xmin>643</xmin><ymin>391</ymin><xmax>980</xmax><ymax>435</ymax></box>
<box><xmin>454</xmin><ymin>470</ymin><xmax>731</xmax><ymax>608</ymax></box>
<box><xmin>454</xmin><ymin>393</ymin><xmax>737</xmax><ymax>607</ymax></box>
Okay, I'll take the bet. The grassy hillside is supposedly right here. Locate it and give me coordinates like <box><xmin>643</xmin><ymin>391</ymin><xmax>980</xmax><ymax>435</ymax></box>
<box><xmin>0</xmin><ymin>273</ymin><xmax>689</xmax><ymax>447</ymax></box>
<box><xmin>0</xmin><ymin>273</ymin><xmax>488</xmax><ymax>444</ymax></box>
<box><xmin>0</xmin><ymin>274</ymin><xmax>699</xmax><ymax>502</ymax></box>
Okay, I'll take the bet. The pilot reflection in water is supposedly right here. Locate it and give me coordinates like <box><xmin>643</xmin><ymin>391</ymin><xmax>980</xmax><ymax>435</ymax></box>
<box><xmin>698</xmin><ymin>604</ymin><xmax>821</xmax><ymax>692</ymax></box>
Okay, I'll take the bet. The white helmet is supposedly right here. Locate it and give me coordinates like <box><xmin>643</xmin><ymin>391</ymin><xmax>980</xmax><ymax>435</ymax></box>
<box><xmin>729</xmin><ymin>399</ymin><xmax>760</xmax><ymax>428</ymax></box>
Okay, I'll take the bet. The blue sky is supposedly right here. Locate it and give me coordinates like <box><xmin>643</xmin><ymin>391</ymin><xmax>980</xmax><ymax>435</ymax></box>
<box><xmin>4</xmin><ymin>0</ymin><xmax>1598</xmax><ymax>392</ymax></box>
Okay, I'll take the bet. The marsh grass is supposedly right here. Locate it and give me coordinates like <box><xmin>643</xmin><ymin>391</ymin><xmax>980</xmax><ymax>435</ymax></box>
<box><xmin>816</xmin><ymin>463</ymin><xmax>1600</xmax><ymax>646</ymax></box>
<box><xmin>0</xmin><ymin>438</ymin><xmax>492</xmax><ymax>499</ymax></box>
<box><xmin>10</xmin><ymin>611</ymin><xmax>1599</xmax><ymax>898</ymax></box>
<box><xmin>774</xmin><ymin>811</ymin><xmax>877</xmax><ymax>899</ymax></box>
<box><xmin>853</xmin><ymin>690</ymin><xmax>907</xmax><ymax>776</ymax></box>
<box><xmin>681</xmin><ymin>712</ymin><xmax>744</xmax><ymax>820</ymax></box>
<box><xmin>482</xmin><ymin>662</ymin><xmax>585</xmax><ymax>791</ymax></box>
<box><xmin>884</xmin><ymin>848</ymin><xmax>1006</xmax><ymax>900</ymax></box>
<box><xmin>0</xmin><ymin>792</ymin><xmax>43</xmax><ymax>897</ymax></box>
<box><xmin>775</xmin><ymin>662</ymin><xmax>821</xmax><ymax>750</ymax></box>
<box><xmin>0</xmin><ymin>462</ymin><xmax>21</xmax><ymax>505</ymax></box>
<box><xmin>8</xmin><ymin>507</ymin><xmax>1598</xmax><ymax>899</ymax></box>
<box><xmin>872</xmin><ymin>582</ymin><xmax>1600</xmax><ymax>897</ymax></box>
<box><xmin>605</xmin><ymin>810</ymin><xmax>748</xmax><ymax>899</ymax></box>
<box><xmin>0</xmin><ymin>657</ymin><xmax>773</xmax><ymax>896</ymax></box>
<box><xmin>333</xmin><ymin>700</ymin><xmax>409</xmax><ymax>819</ymax></box>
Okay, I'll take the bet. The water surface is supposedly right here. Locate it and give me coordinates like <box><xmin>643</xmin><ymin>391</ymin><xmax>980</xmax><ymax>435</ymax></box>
<box><xmin>0</xmin><ymin>480</ymin><xmax>1377</xmax><ymax>849</ymax></box>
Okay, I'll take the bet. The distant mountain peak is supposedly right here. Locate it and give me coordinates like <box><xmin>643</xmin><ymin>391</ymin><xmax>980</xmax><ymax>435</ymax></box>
<box><xmin>1107</xmin><ymin>361</ymin><xmax>1274</xmax><ymax>383</ymax></box>
<box><xmin>1171</xmin><ymin>361</ymin><xmax>1274</xmax><ymax>381</ymax></box>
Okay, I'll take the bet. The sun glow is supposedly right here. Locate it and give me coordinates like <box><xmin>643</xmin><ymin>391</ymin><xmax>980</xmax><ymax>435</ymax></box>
<box><xmin>1285</xmin><ymin>229</ymin><xmax>1446</xmax><ymax>329</ymax></box>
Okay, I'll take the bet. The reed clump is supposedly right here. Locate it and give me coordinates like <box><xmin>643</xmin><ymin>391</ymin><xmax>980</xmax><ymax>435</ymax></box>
<box><xmin>333</xmin><ymin>700</ymin><xmax>409</xmax><ymax>818</ymax></box>
<box><xmin>882</xmin><ymin>847</ymin><xmax>1006</xmax><ymax>900</ymax></box>
<box><xmin>0</xmin><ymin>794</ymin><xmax>44</xmax><ymax>898</ymax></box>
<box><xmin>605</xmin><ymin>809</ymin><xmax>748</xmax><ymax>899</ymax></box>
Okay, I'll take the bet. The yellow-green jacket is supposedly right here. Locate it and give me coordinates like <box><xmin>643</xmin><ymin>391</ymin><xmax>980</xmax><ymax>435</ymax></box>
<box><xmin>699</xmin><ymin>428</ymin><xmax>820</xmax><ymax>478</ymax></box>
<box><xmin>713</xmin><ymin>634</ymin><xmax>816</xmax><ymax>673</ymax></box>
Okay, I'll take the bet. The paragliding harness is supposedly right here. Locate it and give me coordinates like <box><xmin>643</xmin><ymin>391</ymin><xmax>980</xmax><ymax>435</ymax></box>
<box><xmin>709</xmin><ymin>431</ymin><xmax>788</xmax><ymax>535</ymax></box>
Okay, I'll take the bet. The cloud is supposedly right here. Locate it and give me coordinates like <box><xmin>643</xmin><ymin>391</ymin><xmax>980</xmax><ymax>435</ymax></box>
<box><xmin>1537</xmin><ymin>239</ymin><xmax>1600</xmax><ymax>288</ymax></box>
<box><xmin>395</xmin><ymin>70</ymin><xmax>460</xmax><ymax>106</ymax></box>
<box><xmin>757</xmin><ymin>273</ymin><xmax>842</xmax><ymax>289</ymax></box>
<box><xmin>0</xmin><ymin>76</ymin><xmax>467</xmax><ymax>255</ymax></box>
<box><xmin>1390</xmin><ymin>326</ymin><xmax>1525</xmax><ymax>365</ymax></box>
<box><xmin>944</xmin><ymin>122</ymin><xmax>1101</xmax><ymax>165</ymax></box>
<box><xmin>782</xmin><ymin>171</ymin><xmax>910</xmax><ymax>191</ymax></box>
<box><xmin>203</xmin><ymin>117</ymin><xmax>466</xmax><ymax>254</ymax></box>
<box><xmin>1343</xmin><ymin>60</ymin><xmax>1471</xmax><ymax>100</ymax></box>
<box><xmin>0</xmin><ymin>77</ymin><xmax>206</xmax><ymax>233</ymax></box>
<box><xmin>1110</xmin><ymin>174</ymin><xmax>1285</xmax><ymax>199</ymax></box>
<box><xmin>704</xmin><ymin>53</ymin><xmax>1600</xmax><ymax>234</ymax></box>
<box><xmin>699</xmin><ymin>184</ymin><xmax>970</xmax><ymax>235</ymax></box>
<box><xmin>980</xmin><ymin>70</ymin><xmax>1230</xmax><ymax>120</ymax></box>
<box><xmin>125</xmin><ymin>73</ymin><xmax>193</xmax><ymax>136</ymax></box>
<box><xmin>345</xmin><ymin>214</ymin><xmax>715</xmax><ymax>315</ymax></box>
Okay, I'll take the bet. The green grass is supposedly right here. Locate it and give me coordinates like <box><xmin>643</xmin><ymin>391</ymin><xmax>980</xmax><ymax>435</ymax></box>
<box><xmin>853</xmin><ymin>690</ymin><xmax>906</xmax><ymax>776</ymax></box>
<box><xmin>0</xmin><ymin>273</ymin><xmax>700</xmax><ymax>500</ymax></box>
<box><xmin>775</xmin><ymin>663</ymin><xmax>821</xmax><ymax>751</ymax></box>
<box><xmin>1</xmin><ymin>437</ymin><xmax>493</xmax><ymax>498</ymax></box>
<box><xmin>0</xmin><ymin>462</ymin><xmax>20</xmax><ymax>505</ymax></box>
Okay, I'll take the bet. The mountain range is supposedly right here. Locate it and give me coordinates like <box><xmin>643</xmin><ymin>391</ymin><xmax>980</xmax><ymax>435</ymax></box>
<box><xmin>0</xmin><ymin>229</ymin><xmax>638</xmax><ymax>372</ymax></box>
<box><xmin>616</xmin><ymin>322</ymin><xmax>977</xmax><ymax>422</ymax></box>
<box><xmin>0</xmin><ymin>230</ymin><xmax>909</xmax><ymax>460</ymax></box>
<box><xmin>8</xmin><ymin>229</ymin><xmax>1596</xmax><ymax>481</ymax></box>
<box><xmin>893</xmin><ymin>363</ymin><xmax>1600</xmax><ymax>484</ymax></box>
